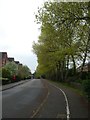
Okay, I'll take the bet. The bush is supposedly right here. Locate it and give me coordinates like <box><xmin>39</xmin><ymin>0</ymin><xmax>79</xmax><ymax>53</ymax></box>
<box><xmin>2</xmin><ymin>68</ymin><xmax>11</xmax><ymax>79</ymax></box>
<box><xmin>81</xmin><ymin>72</ymin><xmax>89</xmax><ymax>80</ymax></box>
<box><xmin>82</xmin><ymin>79</ymin><xmax>90</xmax><ymax>100</ymax></box>
<box><xmin>2</xmin><ymin>78</ymin><xmax>10</xmax><ymax>85</ymax></box>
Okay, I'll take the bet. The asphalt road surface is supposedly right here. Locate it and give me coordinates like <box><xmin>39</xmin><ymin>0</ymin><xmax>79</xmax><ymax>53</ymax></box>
<box><xmin>1</xmin><ymin>79</ymin><xmax>89</xmax><ymax>119</ymax></box>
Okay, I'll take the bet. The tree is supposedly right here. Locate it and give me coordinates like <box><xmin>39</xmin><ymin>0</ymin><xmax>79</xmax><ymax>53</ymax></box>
<box><xmin>0</xmin><ymin>68</ymin><xmax>2</xmax><ymax>78</ymax></box>
<box><xmin>2</xmin><ymin>67</ymin><xmax>11</xmax><ymax>79</ymax></box>
<box><xmin>33</xmin><ymin>1</ymin><xmax>90</xmax><ymax>81</ymax></box>
<box><xmin>4</xmin><ymin>62</ymin><xmax>18</xmax><ymax>77</ymax></box>
<box><xmin>18</xmin><ymin>65</ymin><xmax>31</xmax><ymax>79</ymax></box>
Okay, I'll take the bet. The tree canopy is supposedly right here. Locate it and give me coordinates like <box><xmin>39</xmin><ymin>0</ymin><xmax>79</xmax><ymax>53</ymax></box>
<box><xmin>33</xmin><ymin>1</ymin><xmax>90</xmax><ymax>81</ymax></box>
<box><xmin>1</xmin><ymin>62</ymin><xmax>31</xmax><ymax>80</ymax></box>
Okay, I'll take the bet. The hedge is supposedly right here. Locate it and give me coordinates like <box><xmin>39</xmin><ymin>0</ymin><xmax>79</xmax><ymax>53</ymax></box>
<box><xmin>82</xmin><ymin>79</ymin><xmax>90</xmax><ymax>101</ymax></box>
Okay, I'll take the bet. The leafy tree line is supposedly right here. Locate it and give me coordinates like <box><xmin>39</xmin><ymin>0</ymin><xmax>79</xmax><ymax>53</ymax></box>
<box><xmin>33</xmin><ymin>1</ymin><xmax>90</xmax><ymax>81</ymax></box>
<box><xmin>0</xmin><ymin>61</ymin><xmax>31</xmax><ymax>84</ymax></box>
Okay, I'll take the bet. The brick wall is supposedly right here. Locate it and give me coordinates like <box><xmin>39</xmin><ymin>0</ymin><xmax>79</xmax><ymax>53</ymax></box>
<box><xmin>0</xmin><ymin>52</ymin><xmax>8</xmax><ymax>68</ymax></box>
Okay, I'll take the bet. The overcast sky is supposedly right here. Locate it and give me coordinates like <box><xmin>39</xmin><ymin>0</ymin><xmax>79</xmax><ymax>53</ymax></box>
<box><xmin>0</xmin><ymin>0</ymin><xmax>48</xmax><ymax>73</ymax></box>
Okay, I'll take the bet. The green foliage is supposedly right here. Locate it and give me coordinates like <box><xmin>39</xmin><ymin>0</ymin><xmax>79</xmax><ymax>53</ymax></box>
<box><xmin>2</xmin><ymin>67</ymin><xmax>11</xmax><ymax>79</ymax></box>
<box><xmin>33</xmin><ymin>1</ymin><xmax>90</xmax><ymax>81</ymax></box>
<box><xmin>2</xmin><ymin>62</ymin><xmax>31</xmax><ymax>81</ymax></box>
<box><xmin>82</xmin><ymin>79</ymin><xmax>90</xmax><ymax>100</ymax></box>
<box><xmin>4</xmin><ymin>62</ymin><xmax>18</xmax><ymax>76</ymax></box>
<box><xmin>18</xmin><ymin>65</ymin><xmax>31</xmax><ymax>80</ymax></box>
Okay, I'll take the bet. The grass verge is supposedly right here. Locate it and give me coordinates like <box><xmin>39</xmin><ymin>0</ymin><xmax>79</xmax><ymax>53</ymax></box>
<box><xmin>47</xmin><ymin>79</ymin><xmax>85</xmax><ymax>97</ymax></box>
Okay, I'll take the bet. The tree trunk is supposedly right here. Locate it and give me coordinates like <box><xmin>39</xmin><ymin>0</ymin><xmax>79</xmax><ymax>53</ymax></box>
<box><xmin>56</xmin><ymin>61</ymin><xmax>61</xmax><ymax>81</ymax></box>
<box><xmin>81</xmin><ymin>34</ymin><xmax>90</xmax><ymax>74</ymax></box>
<box><xmin>71</xmin><ymin>55</ymin><xmax>76</xmax><ymax>75</ymax></box>
<box><xmin>60</xmin><ymin>59</ymin><xmax>66</xmax><ymax>81</ymax></box>
<box><xmin>65</xmin><ymin>55</ymin><xmax>69</xmax><ymax>81</ymax></box>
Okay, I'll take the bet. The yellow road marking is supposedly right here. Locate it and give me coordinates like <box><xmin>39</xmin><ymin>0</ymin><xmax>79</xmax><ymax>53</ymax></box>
<box><xmin>31</xmin><ymin>91</ymin><xmax>50</xmax><ymax>118</ymax></box>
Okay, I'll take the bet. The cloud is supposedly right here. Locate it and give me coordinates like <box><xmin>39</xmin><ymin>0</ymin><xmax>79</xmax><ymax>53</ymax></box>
<box><xmin>0</xmin><ymin>0</ymin><xmax>47</xmax><ymax>72</ymax></box>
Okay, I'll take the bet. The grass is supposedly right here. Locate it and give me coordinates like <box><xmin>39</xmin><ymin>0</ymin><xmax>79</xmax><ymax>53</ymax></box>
<box><xmin>48</xmin><ymin>79</ymin><xmax>84</xmax><ymax>96</ymax></box>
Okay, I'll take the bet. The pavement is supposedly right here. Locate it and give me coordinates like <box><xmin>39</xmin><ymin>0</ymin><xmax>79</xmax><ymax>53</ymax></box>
<box><xmin>0</xmin><ymin>79</ymin><xmax>31</xmax><ymax>91</ymax></box>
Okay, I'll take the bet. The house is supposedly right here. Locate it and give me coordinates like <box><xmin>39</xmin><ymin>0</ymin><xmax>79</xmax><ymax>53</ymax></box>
<box><xmin>14</xmin><ymin>61</ymin><xmax>19</xmax><ymax>65</ymax></box>
<box><xmin>0</xmin><ymin>52</ymin><xmax>23</xmax><ymax>71</ymax></box>
<box><xmin>19</xmin><ymin>63</ymin><xmax>22</xmax><ymax>66</ymax></box>
<box><xmin>0</xmin><ymin>52</ymin><xmax>8</xmax><ymax>67</ymax></box>
<box><xmin>8</xmin><ymin>57</ymin><xmax>14</xmax><ymax>62</ymax></box>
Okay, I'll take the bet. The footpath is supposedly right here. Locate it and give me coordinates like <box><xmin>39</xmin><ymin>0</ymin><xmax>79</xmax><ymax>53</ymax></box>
<box><xmin>0</xmin><ymin>79</ymin><xmax>30</xmax><ymax>91</ymax></box>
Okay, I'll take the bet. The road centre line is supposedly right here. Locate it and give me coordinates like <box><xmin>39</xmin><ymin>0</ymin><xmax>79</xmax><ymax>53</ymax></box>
<box><xmin>31</xmin><ymin>91</ymin><xmax>50</xmax><ymax>118</ymax></box>
<box><xmin>30</xmin><ymin>84</ymin><xmax>50</xmax><ymax>118</ymax></box>
<box><xmin>48</xmin><ymin>82</ymin><xmax>70</xmax><ymax>120</ymax></box>
<box><xmin>31</xmin><ymin>80</ymin><xmax>70</xmax><ymax>119</ymax></box>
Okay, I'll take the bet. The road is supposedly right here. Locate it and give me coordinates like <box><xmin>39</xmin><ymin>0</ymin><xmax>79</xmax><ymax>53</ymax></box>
<box><xmin>1</xmin><ymin>79</ymin><xmax>88</xmax><ymax>119</ymax></box>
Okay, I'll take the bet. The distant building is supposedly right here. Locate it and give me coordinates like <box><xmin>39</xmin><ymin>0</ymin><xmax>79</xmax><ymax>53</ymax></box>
<box><xmin>19</xmin><ymin>63</ymin><xmax>22</xmax><ymax>66</ymax></box>
<box><xmin>8</xmin><ymin>57</ymin><xmax>14</xmax><ymax>62</ymax></box>
<box><xmin>19</xmin><ymin>63</ymin><xmax>23</xmax><ymax>67</ymax></box>
<box><xmin>0</xmin><ymin>52</ymin><xmax>23</xmax><ymax>70</ymax></box>
<box><xmin>0</xmin><ymin>52</ymin><xmax>8</xmax><ymax>67</ymax></box>
<box><xmin>14</xmin><ymin>61</ymin><xmax>19</xmax><ymax>65</ymax></box>
<box><xmin>77</xmin><ymin>62</ymin><xmax>90</xmax><ymax>72</ymax></box>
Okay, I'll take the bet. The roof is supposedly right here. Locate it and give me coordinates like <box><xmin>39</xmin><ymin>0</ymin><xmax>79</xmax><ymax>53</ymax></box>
<box><xmin>8</xmin><ymin>57</ymin><xmax>14</xmax><ymax>61</ymax></box>
<box><xmin>1</xmin><ymin>52</ymin><xmax>7</xmax><ymax>57</ymax></box>
<box><xmin>15</xmin><ymin>61</ymin><xmax>19</xmax><ymax>64</ymax></box>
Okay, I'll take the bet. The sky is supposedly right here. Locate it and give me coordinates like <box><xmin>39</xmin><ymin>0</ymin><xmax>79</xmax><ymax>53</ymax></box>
<box><xmin>0</xmin><ymin>0</ymin><xmax>48</xmax><ymax>73</ymax></box>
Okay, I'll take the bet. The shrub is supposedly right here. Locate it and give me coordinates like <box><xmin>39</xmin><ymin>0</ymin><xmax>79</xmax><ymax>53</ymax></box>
<box><xmin>2</xmin><ymin>78</ymin><xmax>10</xmax><ymax>85</ymax></box>
<box><xmin>82</xmin><ymin>79</ymin><xmax>90</xmax><ymax>101</ymax></box>
<box><xmin>2</xmin><ymin>68</ymin><xmax>11</xmax><ymax>79</ymax></box>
